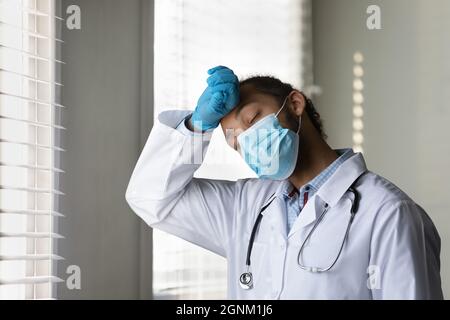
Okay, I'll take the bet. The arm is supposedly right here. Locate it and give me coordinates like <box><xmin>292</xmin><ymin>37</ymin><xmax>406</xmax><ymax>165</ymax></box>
<box><xmin>369</xmin><ymin>200</ymin><xmax>443</xmax><ymax>299</ymax></box>
<box><xmin>125</xmin><ymin>110</ymin><xmax>238</xmax><ymax>257</ymax></box>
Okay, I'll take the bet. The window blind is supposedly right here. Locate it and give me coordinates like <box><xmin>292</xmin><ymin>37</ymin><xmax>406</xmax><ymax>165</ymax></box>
<box><xmin>0</xmin><ymin>0</ymin><xmax>64</xmax><ymax>300</ymax></box>
<box><xmin>154</xmin><ymin>0</ymin><xmax>312</xmax><ymax>299</ymax></box>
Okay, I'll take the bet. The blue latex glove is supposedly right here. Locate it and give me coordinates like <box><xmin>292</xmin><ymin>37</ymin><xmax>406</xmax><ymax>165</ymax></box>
<box><xmin>190</xmin><ymin>66</ymin><xmax>240</xmax><ymax>131</ymax></box>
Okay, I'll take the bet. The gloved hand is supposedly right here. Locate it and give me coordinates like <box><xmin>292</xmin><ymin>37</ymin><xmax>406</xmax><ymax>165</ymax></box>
<box><xmin>190</xmin><ymin>66</ymin><xmax>240</xmax><ymax>131</ymax></box>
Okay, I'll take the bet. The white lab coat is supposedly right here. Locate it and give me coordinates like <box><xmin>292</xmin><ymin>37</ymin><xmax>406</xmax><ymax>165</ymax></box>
<box><xmin>125</xmin><ymin>110</ymin><xmax>443</xmax><ymax>300</ymax></box>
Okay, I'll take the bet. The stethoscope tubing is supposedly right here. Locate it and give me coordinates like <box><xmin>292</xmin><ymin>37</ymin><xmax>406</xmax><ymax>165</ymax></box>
<box><xmin>244</xmin><ymin>193</ymin><xmax>276</xmax><ymax>266</ymax></box>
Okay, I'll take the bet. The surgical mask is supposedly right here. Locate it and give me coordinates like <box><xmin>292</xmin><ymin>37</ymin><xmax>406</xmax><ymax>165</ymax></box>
<box><xmin>237</xmin><ymin>96</ymin><xmax>301</xmax><ymax>180</ymax></box>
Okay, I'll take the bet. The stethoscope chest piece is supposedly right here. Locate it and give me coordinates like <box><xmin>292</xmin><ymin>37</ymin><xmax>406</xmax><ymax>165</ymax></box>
<box><xmin>239</xmin><ymin>271</ymin><xmax>253</xmax><ymax>290</ymax></box>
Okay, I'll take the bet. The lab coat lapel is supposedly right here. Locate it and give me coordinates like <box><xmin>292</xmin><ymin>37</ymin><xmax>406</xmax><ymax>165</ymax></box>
<box><xmin>287</xmin><ymin>194</ymin><xmax>321</xmax><ymax>237</ymax></box>
<box><xmin>262</xmin><ymin>180</ymin><xmax>289</xmax><ymax>239</ymax></box>
<box><xmin>287</xmin><ymin>152</ymin><xmax>368</xmax><ymax>239</ymax></box>
<box><xmin>265</xmin><ymin>196</ymin><xmax>288</xmax><ymax>239</ymax></box>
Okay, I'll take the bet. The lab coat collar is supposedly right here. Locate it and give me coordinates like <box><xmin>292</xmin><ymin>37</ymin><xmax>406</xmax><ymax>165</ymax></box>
<box><xmin>264</xmin><ymin>152</ymin><xmax>367</xmax><ymax>238</ymax></box>
<box><xmin>272</xmin><ymin>150</ymin><xmax>367</xmax><ymax>202</ymax></box>
<box><xmin>315</xmin><ymin>152</ymin><xmax>367</xmax><ymax>207</ymax></box>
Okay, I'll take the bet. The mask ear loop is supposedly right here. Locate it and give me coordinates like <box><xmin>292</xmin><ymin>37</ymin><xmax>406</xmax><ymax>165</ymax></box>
<box><xmin>296</xmin><ymin>115</ymin><xmax>302</xmax><ymax>135</ymax></box>
<box><xmin>276</xmin><ymin>95</ymin><xmax>302</xmax><ymax>135</ymax></box>
<box><xmin>275</xmin><ymin>95</ymin><xmax>290</xmax><ymax>118</ymax></box>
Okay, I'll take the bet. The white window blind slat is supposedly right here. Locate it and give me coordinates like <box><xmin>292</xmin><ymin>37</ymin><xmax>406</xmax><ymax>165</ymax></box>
<box><xmin>0</xmin><ymin>254</ymin><xmax>63</xmax><ymax>261</ymax></box>
<box><xmin>0</xmin><ymin>21</ymin><xmax>63</xmax><ymax>43</ymax></box>
<box><xmin>0</xmin><ymin>209</ymin><xmax>64</xmax><ymax>217</ymax></box>
<box><xmin>0</xmin><ymin>232</ymin><xmax>63</xmax><ymax>239</ymax></box>
<box><xmin>0</xmin><ymin>139</ymin><xmax>65</xmax><ymax>151</ymax></box>
<box><xmin>0</xmin><ymin>68</ymin><xmax>63</xmax><ymax>87</ymax></box>
<box><xmin>0</xmin><ymin>92</ymin><xmax>65</xmax><ymax>108</ymax></box>
<box><xmin>0</xmin><ymin>275</ymin><xmax>63</xmax><ymax>285</ymax></box>
<box><xmin>0</xmin><ymin>0</ymin><xmax>63</xmax><ymax>300</ymax></box>
<box><xmin>0</xmin><ymin>186</ymin><xmax>64</xmax><ymax>195</ymax></box>
<box><xmin>0</xmin><ymin>115</ymin><xmax>66</xmax><ymax>130</ymax></box>
<box><xmin>0</xmin><ymin>44</ymin><xmax>65</xmax><ymax>64</ymax></box>
<box><xmin>0</xmin><ymin>163</ymin><xmax>64</xmax><ymax>173</ymax></box>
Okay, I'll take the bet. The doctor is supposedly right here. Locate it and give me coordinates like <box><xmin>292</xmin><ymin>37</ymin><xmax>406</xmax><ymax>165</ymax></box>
<box><xmin>126</xmin><ymin>66</ymin><xmax>443</xmax><ymax>299</ymax></box>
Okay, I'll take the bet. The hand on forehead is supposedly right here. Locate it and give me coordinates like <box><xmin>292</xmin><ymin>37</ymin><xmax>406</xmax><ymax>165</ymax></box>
<box><xmin>220</xmin><ymin>85</ymin><xmax>283</xmax><ymax>150</ymax></box>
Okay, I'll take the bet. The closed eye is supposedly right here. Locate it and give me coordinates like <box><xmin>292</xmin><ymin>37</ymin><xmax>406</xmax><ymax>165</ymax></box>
<box><xmin>249</xmin><ymin>112</ymin><xmax>259</xmax><ymax>125</ymax></box>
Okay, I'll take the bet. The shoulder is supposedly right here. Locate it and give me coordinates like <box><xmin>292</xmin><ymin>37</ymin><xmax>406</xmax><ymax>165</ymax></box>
<box><xmin>359</xmin><ymin>172</ymin><xmax>437</xmax><ymax>238</ymax></box>
<box><xmin>358</xmin><ymin>171</ymin><xmax>412</xmax><ymax>204</ymax></box>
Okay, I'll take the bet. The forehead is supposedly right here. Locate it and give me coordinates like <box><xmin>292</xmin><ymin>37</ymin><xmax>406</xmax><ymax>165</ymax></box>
<box><xmin>234</xmin><ymin>84</ymin><xmax>279</xmax><ymax>113</ymax></box>
<box><xmin>220</xmin><ymin>85</ymin><xmax>279</xmax><ymax>132</ymax></box>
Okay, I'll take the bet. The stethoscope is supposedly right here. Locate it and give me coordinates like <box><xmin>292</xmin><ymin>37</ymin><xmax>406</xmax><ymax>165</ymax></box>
<box><xmin>239</xmin><ymin>173</ymin><xmax>365</xmax><ymax>290</ymax></box>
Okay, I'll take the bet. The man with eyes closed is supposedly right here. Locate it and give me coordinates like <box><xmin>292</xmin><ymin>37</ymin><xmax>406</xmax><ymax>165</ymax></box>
<box><xmin>126</xmin><ymin>66</ymin><xmax>442</xmax><ymax>300</ymax></box>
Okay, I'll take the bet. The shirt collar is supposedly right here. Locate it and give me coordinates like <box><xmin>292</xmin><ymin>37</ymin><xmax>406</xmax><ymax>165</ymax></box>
<box><xmin>281</xmin><ymin>148</ymin><xmax>355</xmax><ymax>198</ymax></box>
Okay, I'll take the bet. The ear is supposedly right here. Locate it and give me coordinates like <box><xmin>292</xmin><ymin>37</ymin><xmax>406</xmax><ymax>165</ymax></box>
<box><xmin>288</xmin><ymin>90</ymin><xmax>306</xmax><ymax>117</ymax></box>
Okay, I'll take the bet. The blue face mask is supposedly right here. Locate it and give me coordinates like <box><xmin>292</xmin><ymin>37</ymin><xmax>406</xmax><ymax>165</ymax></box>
<box><xmin>237</xmin><ymin>96</ymin><xmax>301</xmax><ymax>180</ymax></box>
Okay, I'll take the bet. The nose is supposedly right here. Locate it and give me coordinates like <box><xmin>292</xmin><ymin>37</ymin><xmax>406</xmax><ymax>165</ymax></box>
<box><xmin>224</xmin><ymin>128</ymin><xmax>238</xmax><ymax>150</ymax></box>
<box><xmin>223</xmin><ymin>126</ymin><xmax>245</xmax><ymax>151</ymax></box>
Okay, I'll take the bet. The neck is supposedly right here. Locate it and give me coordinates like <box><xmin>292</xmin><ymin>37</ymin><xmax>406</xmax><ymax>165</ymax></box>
<box><xmin>288</xmin><ymin>136</ymin><xmax>338</xmax><ymax>190</ymax></box>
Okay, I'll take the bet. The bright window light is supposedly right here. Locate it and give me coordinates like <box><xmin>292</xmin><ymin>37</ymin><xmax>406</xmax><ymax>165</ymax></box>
<box><xmin>153</xmin><ymin>0</ymin><xmax>311</xmax><ymax>299</ymax></box>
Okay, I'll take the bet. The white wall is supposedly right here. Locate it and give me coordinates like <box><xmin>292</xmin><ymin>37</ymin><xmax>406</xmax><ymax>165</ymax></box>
<box><xmin>313</xmin><ymin>0</ymin><xmax>450</xmax><ymax>298</ymax></box>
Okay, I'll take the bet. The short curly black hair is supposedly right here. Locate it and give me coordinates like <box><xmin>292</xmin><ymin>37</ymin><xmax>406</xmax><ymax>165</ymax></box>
<box><xmin>239</xmin><ymin>76</ymin><xmax>326</xmax><ymax>139</ymax></box>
